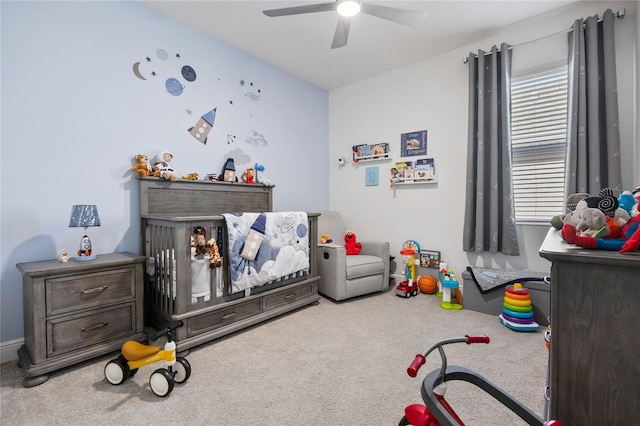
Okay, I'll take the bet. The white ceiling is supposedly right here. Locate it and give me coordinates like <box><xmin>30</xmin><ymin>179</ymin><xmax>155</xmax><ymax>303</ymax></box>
<box><xmin>139</xmin><ymin>0</ymin><xmax>583</xmax><ymax>90</ymax></box>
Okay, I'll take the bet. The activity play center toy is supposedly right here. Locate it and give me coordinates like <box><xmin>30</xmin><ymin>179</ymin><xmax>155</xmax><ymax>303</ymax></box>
<box><xmin>438</xmin><ymin>262</ymin><xmax>462</xmax><ymax>310</ymax></box>
<box><xmin>396</xmin><ymin>240</ymin><xmax>421</xmax><ymax>298</ymax></box>
<box><xmin>498</xmin><ymin>283</ymin><xmax>539</xmax><ymax>331</ymax></box>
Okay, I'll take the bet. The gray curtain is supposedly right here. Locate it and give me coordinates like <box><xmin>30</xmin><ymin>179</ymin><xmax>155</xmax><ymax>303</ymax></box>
<box><xmin>565</xmin><ymin>9</ymin><xmax>622</xmax><ymax>196</ymax></box>
<box><xmin>463</xmin><ymin>43</ymin><xmax>520</xmax><ymax>255</ymax></box>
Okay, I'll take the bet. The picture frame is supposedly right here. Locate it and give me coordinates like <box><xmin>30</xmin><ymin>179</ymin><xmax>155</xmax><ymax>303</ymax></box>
<box><xmin>365</xmin><ymin>166</ymin><xmax>379</xmax><ymax>186</ymax></box>
<box><xmin>419</xmin><ymin>250</ymin><xmax>441</xmax><ymax>269</ymax></box>
<box><xmin>401</xmin><ymin>130</ymin><xmax>427</xmax><ymax>157</ymax></box>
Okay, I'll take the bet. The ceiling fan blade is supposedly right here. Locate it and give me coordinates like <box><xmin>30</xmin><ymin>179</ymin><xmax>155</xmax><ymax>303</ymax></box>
<box><xmin>360</xmin><ymin>3</ymin><xmax>428</xmax><ymax>27</ymax></box>
<box><xmin>331</xmin><ymin>17</ymin><xmax>350</xmax><ymax>49</ymax></box>
<box><xmin>263</xmin><ymin>2</ymin><xmax>336</xmax><ymax>17</ymax></box>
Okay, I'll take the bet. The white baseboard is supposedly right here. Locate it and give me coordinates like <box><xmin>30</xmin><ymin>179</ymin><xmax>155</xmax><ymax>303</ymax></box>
<box><xmin>1</xmin><ymin>338</ymin><xmax>22</xmax><ymax>364</ymax></box>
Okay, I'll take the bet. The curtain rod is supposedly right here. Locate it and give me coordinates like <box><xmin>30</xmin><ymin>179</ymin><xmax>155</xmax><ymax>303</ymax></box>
<box><xmin>462</xmin><ymin>8</ymin><xmax>626</xmax><ymax>64</ymax></box>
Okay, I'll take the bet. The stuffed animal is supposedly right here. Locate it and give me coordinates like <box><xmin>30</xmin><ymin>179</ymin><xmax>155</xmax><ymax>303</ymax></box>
<box><xmin>193</xmin><ymin>226</ymin><xmax>208</xmax><ymax>256</ymax></box>
<box><xmin>131</xmin><ymin>154</ymin><xmax>152</xmax><ymax>177</ymax></box>
<box><xmin>575</xmin><ymin>207</ymin><xmax>609</xmax><ymax>238</ymax></box>
<box><xmin>206</xmin><ymin>238</ymin><xmax>222</xmax><ymax>268</ymax></box>
<box><xmin>562</xmin><ymin>215</ymin><xmax>640</xmax><ymax>252</ymax></box>
<box><xmin>320</xmin><ymin>234</ymin><xmax>333</xmax><ymax>244</ymax></box>
<box><xmin>344</xmin><ymin>231</ymin><xmax>361</xmax><ymax>255</ymax></box>
<box><xmin>254</xmin><ymin>163</ymin><xmax>274</xmax><ymax>187</ymax></box>
<box><xmin>153</xmin><ymin>151</ymin><xmax>178</xmax><ymax>181</ymax></box>
<box><xmin>218</xmin><ymin>158</ymin><xmax>238</xmax><ymax>182</ymax></box>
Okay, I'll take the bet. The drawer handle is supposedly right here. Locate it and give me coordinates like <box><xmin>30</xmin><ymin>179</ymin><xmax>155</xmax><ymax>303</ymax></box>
<box><xmin>82</xmin><ymin>322</ymin><xmax>109</xmax><ymax>333</ymax></box>
<box><xmin>221</xmin><ymin>312</ymin><xmax>237</xmax><ymax>321</ymax></box>
<box><xmin>80</xmin><ymin>286</ymin><xmax>108</xmax><ymax>295</ymax></box>
<box><xmin>284</xmin><ymin>294</ymin><xmax>295</xmax><ymax>301</ymax></box>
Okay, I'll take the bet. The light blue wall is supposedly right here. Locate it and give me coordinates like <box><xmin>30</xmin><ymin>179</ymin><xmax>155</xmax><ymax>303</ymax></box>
<box><xmin>0</xmin><ymin>1</ymin><xmax>329</xmax><ymax>342</ymax></box>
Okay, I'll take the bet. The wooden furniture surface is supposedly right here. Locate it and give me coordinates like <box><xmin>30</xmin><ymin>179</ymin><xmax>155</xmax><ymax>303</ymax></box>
<box><xmin>539</xmin><ymin>229</ymin><xmax>640</xmax><ymax>425</ymax></box>
<box><xmin>138</xmin><ymin>177</ymin><xmax>320</xmax><ymax>353</ymax></box>
<box><xmin>16</xmin><ymin>252</ymin><xmax>146</xmax><ymax>387</ymax></box>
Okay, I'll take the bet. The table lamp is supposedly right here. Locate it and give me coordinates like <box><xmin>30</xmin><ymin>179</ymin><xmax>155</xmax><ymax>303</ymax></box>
<box><xmin>69</xmin><ymin>204</ymin><xmax>100</xmax><ymax>261</ymax></box>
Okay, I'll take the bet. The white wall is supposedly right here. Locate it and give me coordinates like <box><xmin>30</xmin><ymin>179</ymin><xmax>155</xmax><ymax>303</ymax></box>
<box><xmin>329</xmin><ymin>1</ymin><xmax>637</xmax><ymax>280</ymax></box>
<box><xmin>0</xmin><ymin>1</ymin><xmax>329</xmax><ymax>344</ymax></box>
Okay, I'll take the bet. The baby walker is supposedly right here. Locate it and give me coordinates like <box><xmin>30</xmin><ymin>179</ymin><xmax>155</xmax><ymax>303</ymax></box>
<box><xmin>400</xmin><ymin>335</ymin><xmax>562</xmax><ymax>426</ymax></box>
<box><xmin>104</xmin><ymin>321</ymin><xmax>191</xmax><ymax>397</ymax></box>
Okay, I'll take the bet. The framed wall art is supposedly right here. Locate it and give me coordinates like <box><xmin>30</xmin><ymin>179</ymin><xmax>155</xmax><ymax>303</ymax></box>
<box><xmin>401</xmin><ymin>130</ymin><xmax>427</xmax><ymax>157</ymax></box>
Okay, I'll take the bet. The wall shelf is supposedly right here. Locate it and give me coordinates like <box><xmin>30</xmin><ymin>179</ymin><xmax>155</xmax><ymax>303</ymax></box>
<box><xmin>353</xmin><ymin>154</ymin><xmax>392</xmax><ymax>163</ymax></box>
<box><xmin>352</xmin><ymin>143</ymin><xmax>391</xmax><ymax>163</ymax></box>
<box><xmin>390</xmin><ymin>177</ymin><xmax>438</xmax><ymax>186</ymax></box>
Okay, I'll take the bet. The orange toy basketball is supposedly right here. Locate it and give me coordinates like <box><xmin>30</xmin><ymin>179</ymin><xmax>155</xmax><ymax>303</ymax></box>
<box><xmin>418</xmin><ymin>275</ymin><xmax>438</xmax><ymax>294</ymax></box>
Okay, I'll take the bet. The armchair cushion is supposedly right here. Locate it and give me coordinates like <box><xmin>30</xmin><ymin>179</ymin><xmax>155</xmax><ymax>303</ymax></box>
<box><xmin>346</xmin><ymin>255</ymin><xmax>384</xmax><ymax>279</ymax></box>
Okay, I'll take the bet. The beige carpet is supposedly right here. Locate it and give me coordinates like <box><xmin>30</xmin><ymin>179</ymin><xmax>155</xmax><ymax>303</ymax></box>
<box><xmin>1</xmin><ymin>288</ymin><xmax>548</xmax><ymax>425</ymax></box>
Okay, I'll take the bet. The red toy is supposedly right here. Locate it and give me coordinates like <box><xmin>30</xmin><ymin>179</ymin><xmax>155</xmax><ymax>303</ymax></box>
<box><xmin>344</xmin><ymin>231</ymin><xmax>361</xmax><ymax>255</ymax></box>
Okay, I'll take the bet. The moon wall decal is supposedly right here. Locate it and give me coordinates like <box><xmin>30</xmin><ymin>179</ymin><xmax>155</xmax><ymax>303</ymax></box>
<box><xmin>132</xmin><ymin>62</ymin><xmax>146</xmax><ymax>80</ymax></box>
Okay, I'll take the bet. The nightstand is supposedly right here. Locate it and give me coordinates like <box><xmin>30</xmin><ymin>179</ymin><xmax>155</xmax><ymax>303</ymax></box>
<box><xmin>16</xmin><ymin>252</ymin><xmax>146</xmax><ymax>387</ymax></box>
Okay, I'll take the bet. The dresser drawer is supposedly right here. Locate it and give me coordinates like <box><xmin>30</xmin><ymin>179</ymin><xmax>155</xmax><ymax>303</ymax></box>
<box><xmin>263</xmin><ymin>282</ymin><xmax>314</xmax><ymax>311</ymax></box>
<box><xmin>188</xmin><ymin>299</ymin><xmax>261</xmax><ymax>337</ymax></box>
<box><xmin>47</xmin><ymin>303</ymin><xmax>136</xmax><ymax>357</ymax></box>
<box><xmin>46</xmin><ymin>268</ymin><xmax>136</xmax><ymax>316</ymax></box>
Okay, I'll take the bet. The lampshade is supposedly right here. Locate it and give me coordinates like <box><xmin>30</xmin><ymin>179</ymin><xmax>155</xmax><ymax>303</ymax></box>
<box><xmin>69</xmin><ymin>205</ymin><xmax>100</xmax><ymax>261</ymax></box>
<box><xmin>69</xmin><ymin>205</ymin><xmax>101</xmax><ymax>228</ymax></box>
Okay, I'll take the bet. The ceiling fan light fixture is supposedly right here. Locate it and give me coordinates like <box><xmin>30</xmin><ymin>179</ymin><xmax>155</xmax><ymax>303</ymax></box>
<box><xmin>337</xmin><ymin>1</ymin><xmax>361</xmax><ymax>17</ymax></box>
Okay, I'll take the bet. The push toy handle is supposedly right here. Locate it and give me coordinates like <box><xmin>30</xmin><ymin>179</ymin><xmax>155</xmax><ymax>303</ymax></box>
<box><xmin>465</xmin><ymin>334</ymin><xmax>490</xmax><ymax>344</ymax></box>
<box><xmin>151</xmin><ymin>320</ymin><xmax>184</xmax><ymax>341</ymax></box>
<box><xmin>407</xmin><ymin>354</ymin><xmax>426</xmax><ymax>377</ymax></box>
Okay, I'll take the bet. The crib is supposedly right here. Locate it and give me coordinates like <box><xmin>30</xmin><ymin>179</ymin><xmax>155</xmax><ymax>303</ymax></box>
<box><xmin>138</xmin><ymin>177</ymin><xmax>320</xmax><ymax>351</ymax></box>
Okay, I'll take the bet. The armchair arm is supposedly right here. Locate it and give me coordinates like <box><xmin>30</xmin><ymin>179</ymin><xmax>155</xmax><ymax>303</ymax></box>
<box><xmin>359</xmin><ymin>241</ymin><xmax>390</xmax><ymax>291</ymax></box>
<box><xmin>317</xmin><ymin>244</ymin><xmax>347</xmax><ymax>301</ymax></box>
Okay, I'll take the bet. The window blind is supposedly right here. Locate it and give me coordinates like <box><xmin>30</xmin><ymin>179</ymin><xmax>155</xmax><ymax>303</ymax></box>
<box><xmin>511</xmin><ymin>66</ymin><xmax>568</xmax><ymax>222</ymax></box>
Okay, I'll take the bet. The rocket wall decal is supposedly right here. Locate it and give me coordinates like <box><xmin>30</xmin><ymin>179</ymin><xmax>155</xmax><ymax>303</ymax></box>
<box><xmin>188</xmin><ymin>107</ymin><xmax>217</xmax><ymax>144</ymax></box>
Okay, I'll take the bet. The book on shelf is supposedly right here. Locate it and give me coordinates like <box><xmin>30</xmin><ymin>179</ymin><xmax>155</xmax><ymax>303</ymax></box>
<box><xmin>414</xmin><ymin>158</ymin><xmax>435</xmax><ymax>182</ymax></box>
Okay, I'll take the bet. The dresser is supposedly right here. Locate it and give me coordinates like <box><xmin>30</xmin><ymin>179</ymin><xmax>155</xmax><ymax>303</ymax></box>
<box><xmin>539</xmin><ymin>229</ymin><xmax>640</xmax><ymax>425</ymax></box>
<box><xmin>16</xmin><ymin>252</ymin><xmax>146</xmax><ymax>387</ymax></box>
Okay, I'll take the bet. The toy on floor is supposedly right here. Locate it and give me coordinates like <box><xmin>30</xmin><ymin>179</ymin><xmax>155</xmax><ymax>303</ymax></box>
<box><xmin>104</xmin><ymin>321</ymin><xmax>191</xmax><ymax>397</ymax></box>
<box><xmin>438</xmin><ymin>262</ymin><xmax>463</xmax><ymax>310</ymax></box>
<box><xmin>418</xmin><ymin>275</ymin><xmax>438</xmax><ymax>294</ymax></box>
<box><xmin>396</xmin><ymin>240</ymin><xmax>421</xmax><ymax>297</ymax></box>
<box><xmin>498</xmin><ymin>283</ymin><xmax>539</xmax><ymax>331</ymax></box>
<box><xmin>401</xmin><ymin>335</ymin><xmax>563</xmax><ymax>426</ymax></box>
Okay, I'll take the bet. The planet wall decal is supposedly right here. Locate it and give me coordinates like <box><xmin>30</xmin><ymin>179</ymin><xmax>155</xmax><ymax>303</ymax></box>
<box><xmin>181</xmin><ymin>65</ymin><xmax>196</xmax><ymax>82</ymax></box>
<box><xmin>165</xmin><ymin>78</ymin><xmax>184</xmax><ymax>96</ymax></box>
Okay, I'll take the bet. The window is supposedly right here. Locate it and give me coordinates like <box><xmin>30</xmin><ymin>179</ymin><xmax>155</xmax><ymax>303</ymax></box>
<box><xmin>510</xmin><ymin>65</ymin><xmax>568</xmax><ymax>223</ymax></box>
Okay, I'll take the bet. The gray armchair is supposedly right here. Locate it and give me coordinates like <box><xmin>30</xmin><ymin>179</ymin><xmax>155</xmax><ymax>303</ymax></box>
<box><xmin>317</xmin><ymin>211</ymin><xmax>390</xmax><ymax>301</ymax></box>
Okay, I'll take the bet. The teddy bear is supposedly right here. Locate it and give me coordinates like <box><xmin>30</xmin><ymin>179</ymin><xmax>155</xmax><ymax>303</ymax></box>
<box><xmin>320</xmin><ymin>234</ymin><xmax>333</xmax><ymax>244</ymax></box>
<box><xmin>153</xmin><ymin>150</ymin><xmax>178</xmax><ymax>181</ymax></box>
<box><xmin>344</xmin><ymin>231</ymin><xmax>361</xmax><ymax>255</ymax></box>
<box><xmin>192</xmin><ymin>226</ymin><xmax>208</xmax><ymax>256</ymax></box>
<box><xmin>206</xmin><ymin>238</ymin><xmax>222</xmax><ymax>269</ymax></box>
<box><xmin>131</xmin><ymin>154</ymin><xmax>152</xmax><ymax>177</ymax></box>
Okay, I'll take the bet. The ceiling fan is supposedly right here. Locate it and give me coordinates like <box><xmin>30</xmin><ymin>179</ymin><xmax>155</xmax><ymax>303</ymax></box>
<box><xmin>263</xmin><ymin>0</ymin><xmax>428</xmax><ymax>49</ymax></box>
